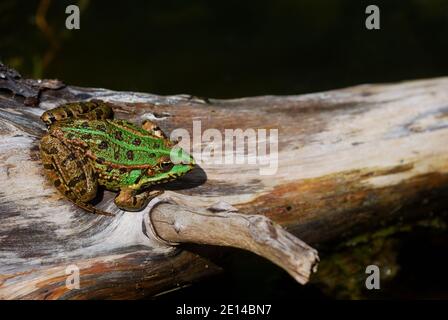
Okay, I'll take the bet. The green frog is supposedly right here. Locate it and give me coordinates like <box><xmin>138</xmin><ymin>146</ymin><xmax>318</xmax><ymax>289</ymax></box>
<box><xmin>39</xmin><ymin>100</ymin><xmax>194</xmax><ymax>216</ymax></box>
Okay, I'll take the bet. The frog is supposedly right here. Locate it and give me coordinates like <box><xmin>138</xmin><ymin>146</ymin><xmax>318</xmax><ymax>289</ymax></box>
<box><xmin>39</xmin><ymin>99</ymin><xmax>195</xmax><ymax>216</ymax></box>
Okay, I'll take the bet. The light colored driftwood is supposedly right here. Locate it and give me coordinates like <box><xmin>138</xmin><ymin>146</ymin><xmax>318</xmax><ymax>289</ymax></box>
<box><xmin>1</xmin><ymin>62</ymin><xmax>448</xmax><ymax>299</ymax></box>
<box><xmin>150</xmin><ymin>201</ymin><xmax>318</xmax><ymax>284</ymax></box>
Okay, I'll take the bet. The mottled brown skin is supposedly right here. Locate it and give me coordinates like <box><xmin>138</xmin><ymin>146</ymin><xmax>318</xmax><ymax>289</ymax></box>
<box><xmin>40</xmin><ymin>101</ymin><xmax>115</xmax><ymax>215</ymax></box>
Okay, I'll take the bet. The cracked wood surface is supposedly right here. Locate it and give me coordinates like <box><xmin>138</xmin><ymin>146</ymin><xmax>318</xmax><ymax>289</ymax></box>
<box><xmin>1</xmin><ymin>70</ymin><xmax>448</xmax><ymax>299</ymax></box>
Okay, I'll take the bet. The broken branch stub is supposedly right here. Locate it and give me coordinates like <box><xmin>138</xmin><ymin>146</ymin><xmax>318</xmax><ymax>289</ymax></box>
<box><xmin>147</xmin><ymin>201</ymin><xmax>319</xmax><ymax>284</ymax></box>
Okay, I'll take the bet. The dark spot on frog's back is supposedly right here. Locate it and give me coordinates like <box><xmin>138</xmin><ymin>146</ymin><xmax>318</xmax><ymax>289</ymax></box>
<box><xmin>81</xmin><ymin>121</ymin><xmax>90</xmax><ymax>129</ymax></box>
<box><xmin>98</xmin><ymin>141</ymin><xmax>108</xmax><ymax>149</ymax></box>
<box><xmin>82</xmin><ymin>133</ymin><xmax>92</xmax><ymax>140</ymax></box>
<box><xmin>132</xmin><ymin>138</ymin><xmax>141</xmax><ymax>146</ymax></box>
<box><xmin>115</xmin><ymin>131</ymin><xmax>123</xmax><ymax>140</ymax></box>
<box><xmin>126</xmin><ymin>150</ymin><xmax>134</xmax><ymax>160</ymax></box>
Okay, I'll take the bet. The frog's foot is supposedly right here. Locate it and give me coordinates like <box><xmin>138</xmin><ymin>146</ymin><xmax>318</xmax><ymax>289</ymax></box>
<box><xmin>114</xmin><ymin>188</ymin><xmax>163</xmax><ymax>212</ymax></box>
<box><xmin>141</xmin><ymin>120</ymin><xmax>167</xmax><ymax>139</ymax></box>
<box><xmin>41</xmin><ymin>100</ymin><xmax>113</xmax><ymax>126</ymax></box>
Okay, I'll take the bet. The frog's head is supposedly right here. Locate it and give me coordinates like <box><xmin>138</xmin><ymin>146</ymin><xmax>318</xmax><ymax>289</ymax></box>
<box><xmin>139</xmin><ymin>146</ymin><xmax>195</xmax><ymax>186</ymax></box>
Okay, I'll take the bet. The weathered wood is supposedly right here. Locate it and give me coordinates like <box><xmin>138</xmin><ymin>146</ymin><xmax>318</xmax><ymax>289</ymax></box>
<box><xmin>1</xmin><ymin>63</ymin><xmax>448</xmax><ymax>299</ymax></box>
<box><xmin>150</xmin><ymin>201</ymin><xmax>319</xmax><ymax>284</ymax></box>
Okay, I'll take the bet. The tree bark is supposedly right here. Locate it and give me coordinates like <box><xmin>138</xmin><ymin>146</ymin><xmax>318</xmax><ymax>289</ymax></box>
<box><xmin>1</xmin><ymin>63</ymin><xmax>448</xmax><ymax>299</ymax></box>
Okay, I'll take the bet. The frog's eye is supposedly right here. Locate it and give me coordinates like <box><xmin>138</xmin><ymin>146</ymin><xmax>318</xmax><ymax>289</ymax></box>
<box><xmin>160</xmin><ymin>162</ymin><xmax>174</xmax><ymax>172</ymax></box>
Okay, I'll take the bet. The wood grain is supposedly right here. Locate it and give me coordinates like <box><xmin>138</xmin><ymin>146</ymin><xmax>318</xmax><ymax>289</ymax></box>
<box><xmin>1</xmin><ymin>67</ymin><xmax>448</xmax><ymax>299</ymax></box>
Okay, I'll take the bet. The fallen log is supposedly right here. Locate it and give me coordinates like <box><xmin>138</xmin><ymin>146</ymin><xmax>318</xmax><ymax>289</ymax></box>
<box><xmin>1</xmin><ymin>63</ymin><xmax>448</xmax><ymax>299</ymax></box>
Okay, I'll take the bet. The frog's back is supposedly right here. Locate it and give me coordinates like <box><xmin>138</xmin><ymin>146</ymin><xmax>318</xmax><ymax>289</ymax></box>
<box><xmin>54</xmin><ymin>119</ymin><xmax>173</xmax><ymax>168</ymax></box>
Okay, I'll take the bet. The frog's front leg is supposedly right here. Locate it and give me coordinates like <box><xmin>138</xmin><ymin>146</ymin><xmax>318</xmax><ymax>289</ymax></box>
<box><xmin>114</xmin><ymin>187</ymin><xmax>163</xmax><ymax>211</ymax></box>
<box><xmin>40</xmin><ymin>134</ymin><xmax>114</xmax><ymax>216</ymax></box>
<box><xmin>41</xmin><ymin>100</ymin><xmax>113</xmax><ymax>126</ymax></box>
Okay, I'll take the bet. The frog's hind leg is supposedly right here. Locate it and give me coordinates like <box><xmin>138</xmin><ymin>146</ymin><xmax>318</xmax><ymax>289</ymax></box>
<box><xmin>40</xmin><ymin>134</ymin><xmax>114</xmax><ymax>216</ymax></box>
<box><xmin>114</xmin><ymin>187</ymin><xmax>163</xmax><ymax>212</ymax></box>
<box><xmin>41</xmin><ymin>99</ymin><xmax>114</xmax><ymax>126</ymax></box>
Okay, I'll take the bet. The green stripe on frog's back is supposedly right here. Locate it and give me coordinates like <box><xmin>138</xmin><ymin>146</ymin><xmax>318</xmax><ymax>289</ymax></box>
<box><xmin>61</xmin><ymin>119</ymin><xmax>171</xmax><ymax>167</ymax></box>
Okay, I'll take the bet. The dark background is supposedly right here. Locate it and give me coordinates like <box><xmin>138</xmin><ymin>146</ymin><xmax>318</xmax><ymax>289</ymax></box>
<box><xmin>2</xmin><ymin>0</ymin><xmax>448</xmax><ymax>98</ymax></box>
<box><xmin>1</xmin><ymin>0</ymin><xmax>448</xmax><ymax>299</ymax></box>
